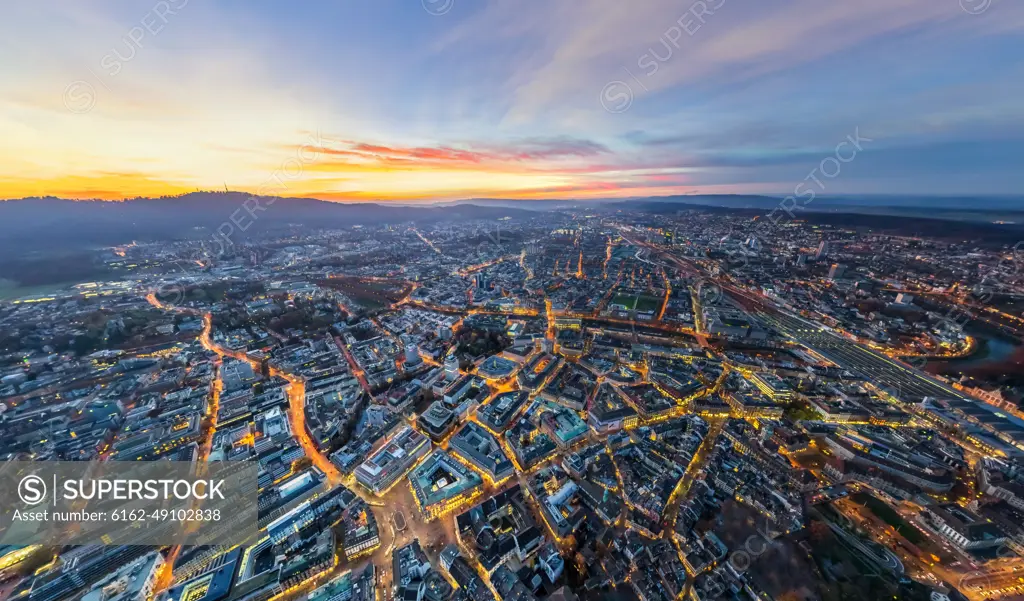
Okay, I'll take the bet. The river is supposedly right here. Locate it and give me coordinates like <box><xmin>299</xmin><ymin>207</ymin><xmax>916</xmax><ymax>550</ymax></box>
<box><xmin>945</xmin><ymin>327</ymin><xmax>1020</xmax><ymax>370</ymax></box>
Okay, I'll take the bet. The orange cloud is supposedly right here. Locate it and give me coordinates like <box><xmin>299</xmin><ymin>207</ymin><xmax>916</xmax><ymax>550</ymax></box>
<box><xmin>0</xmin><ymin>172</ymin><xmax>195</xmax><ymax>201</ymax></box>
<box><xmin>2</xmin><ymin>135</ymin><xmax>700</xmax><ymax>202</ymax></box>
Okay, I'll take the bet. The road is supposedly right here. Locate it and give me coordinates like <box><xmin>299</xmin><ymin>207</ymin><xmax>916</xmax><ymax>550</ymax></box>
<box><xmin>663</xmin><ymin>418</ymin><xmax>724</xmax><ymax>529</ymax></box>
<box><xmin>332</xmin><ymin>335</ymin><xmax>374</xmax><ymax>398</ymax></box>
<box><xmin>143</xmin><ymin>298</ymin><xmax>224</xmax><ymax>595</ymax></box>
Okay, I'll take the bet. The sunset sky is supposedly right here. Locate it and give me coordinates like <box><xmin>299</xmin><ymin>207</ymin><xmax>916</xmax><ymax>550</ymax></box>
<box><xmin>2</xmin><ymin>0</ymin><xmax>1023</xmax><ymax>202</ymax></box>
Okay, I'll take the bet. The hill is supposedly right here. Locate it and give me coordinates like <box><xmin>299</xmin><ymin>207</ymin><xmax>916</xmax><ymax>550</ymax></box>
<box><xmin>0</xmin><ymin>193</ymin><xmax>540</xmax><ymax>255</ymax></box>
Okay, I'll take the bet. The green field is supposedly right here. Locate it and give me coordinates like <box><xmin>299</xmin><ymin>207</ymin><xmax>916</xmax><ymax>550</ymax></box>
<box><xmin>635</xmin><ymin>295</ymin><xmax>662</xmax><ymax>312</ymax></box>
<box><xmin>851</xmin><ymin>492</ymin><xmax>924</xmax><ymax>545</ymax></box>
<box><xmin>611</xmin><ymin>293</ymin><xmax>638</xmax><ymax>310</ymax></box>
<box><xmin>610</xmin><ymin>293</ymin><xmax>662</xmax><ymax>313</ymax></box>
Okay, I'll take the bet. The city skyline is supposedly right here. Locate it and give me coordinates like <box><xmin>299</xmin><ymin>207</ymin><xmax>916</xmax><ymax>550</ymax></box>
<box><xmin>3</xmin><ymin>0</ymin><xmax>1024</xmax><ymax>201</ymax></box>
<box><xmin>3</xmin><ymin>208</ymin><xmax>1022</xmax><ymax>601</ymax></box>
<box><xmin>5</xmin><ymin>3</ymin><xmax>1024</xmax><ymax>599</ymax></box>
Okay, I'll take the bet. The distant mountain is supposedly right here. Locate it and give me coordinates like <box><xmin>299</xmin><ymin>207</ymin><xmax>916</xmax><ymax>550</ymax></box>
<box><xmin>2</xmin><ymin>192</ymin><xmax>1021</xmax><ymax>256</ymax></box>
<box><xmin>422</xmin><ymin>198</ymin><xmax>577</xmax><ymax>211</ymax></box>
<box><xmin>436</xmin><ymin>194</ymin><xmax>783</xmax><ymax>211</ymax></box>
<box><xmin>430</xmin><ymin>193</ymin><xmax>1024</xmax><ymax>217</ymax></box>
<box><xmin>600</xmin><ymin>193</ymin><xmax>1024</xmax><ymax>212</ymax></box>
<box><xmin>0</xmin><ymin>193</ymin><xmax>543</xmax><ymax>255</ymax></box>
<box><xmin>617</xmin><ymin>200</ymin><xmax>1024</xmax><ymax>246</ymax></box>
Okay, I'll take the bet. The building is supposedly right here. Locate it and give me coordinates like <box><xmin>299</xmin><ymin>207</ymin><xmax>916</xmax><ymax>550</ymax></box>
<box><xmin>341</xmin><ymin>500</ymin><xmax>380</xmax><ymax>560</ymax></box>
<box><xmin>506</xmin><ymin>419</ymin><xmax>558</xmax><ymax>470</ymax></box>
<box><xmin>726</xmin><ymin>392</ymin><xmax>784</xmax><ymax>419</ymax></box>
<box><xmin>477</xmin><ymin>355</ymin><xmax>519</xmax><ymax>382</ymax></box>
<box><xmin>517</xmin><ymin>353</ymin><xmax>562</xmax><ymax>391</ymax></box>
<box><xmin>978</xmin><ymin>458</ymin><xmax>1024</xmax><ymax>511</ymax></box>
<box><xmin>444</xmin><ymin>354</ymin><xmax>460</xmax><ymax>381</ymax></box>
<box><xmin>455</xmin><ymin>485</ymin><xmax>543</xmax><ymax>574</ymax></box>
<box><xmin>405</xmin><ymin>344</ymin><xmax>423</xmax><ymax>367</ymax></box>
<box><xmin>307</xmin><ymin>565</ymin><xmax>376</xmax><ymax>601</ymax></box>
<box><xmin>491</xmin><ymin>566</ymin><xmax>538</xmax><ymax>601</ymax></box>
<box><xmin>80</xmin><ymin>552</ymin><xmax>164</xmax><ymax>601</ymax></box>
<box><xmin>449</xmin><ymin>421</ymin><xmax>515</xmax><ymax>485</ymax></box>
<box><xmin>392</xmin><ymin>542</ymin><xmax>450</xmax><ymax>601</ymax></box>
<box><xmin>355</xmin><ymin>425</ymin><xmax>430</xmax><ymax>495</ymax></box>
<box><xmin>703</xmin><ymin>308</ymin><xmax>755</xmax><ymax>339</ymax></box>
<box><xmin>620</xmin><ymin>385</ymin><xmax>679</xmax><ymax>422</ymax></box>
<box><xmin>418</xmin><ymin>401</ymin><xmax>457</xmax><ymax>442</ymax></box>
<box><xmin>28</xmin><ymin>546</ymin><xmax>153</xmax><ymax>601</ymax></box>
<box><xmin>477</xmin><ymin>391</ymin><xmax>530</xmax><ymax>434</ymax></box>
<box><xmin>925</xmin><ymin>504</ymin><xmax>1007</xmax><ymax>550</ymax></box>
<box><xmin>537</xmin><ymin>401</ymin><xmax>589</xmax><ymax>448</ymax></box>
<box><xmin>161</xmin><ymin>550</ymin><xmax>238</xmax><ymax>601</ymax></box>
<box><xmin>408</xmin><ymin>449</ymin><xmax>485</xmax><ymax>521</ymax></box>
<box><xmin>823</xmin><ymin>430</ymin><xmax>956</xmax><ymax>494</ymax></box>
<box><xmin>438</xmin><ymin>546</ymin><xmax>495</xmax><ymax>601</ymax></box>
<box><xmin>816</xmin><ymin>241</ymin><xmax>829</xmax><ymax>259</ymax></box>
<box><xmin>588</xmin><ymin>384</ymin><xmax>638</xmax><ymax>433</ymax></box>
<box><xmin>748</xmin><ymin>372</ymin><xmax>793</xmax><ymax>402</ymax></box>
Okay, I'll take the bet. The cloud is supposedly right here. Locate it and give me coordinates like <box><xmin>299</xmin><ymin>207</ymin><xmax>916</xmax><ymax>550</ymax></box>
<box><xmin>2</xmin><ymin>0</ymin><xmax>1024</xmax><ymax>201</ymax></box>
<box><xmin>436</xmin><ymin>0</ymin><xmax>1023</xmax><ymax>125</ymax></box>
<box><xmin>306</xmin><ymin>137</ymin><xmax>609</xmax><ymax>170</ymax></box>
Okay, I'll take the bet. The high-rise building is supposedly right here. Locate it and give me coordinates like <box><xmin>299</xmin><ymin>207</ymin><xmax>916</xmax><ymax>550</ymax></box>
<box><xmin>405</xmin><ymin>344</ymin><xmax>422</xmax><ymax>367</ymax></box>
<box><xmin>828</xmin><ymin>263</ymin><xmax>846</xmax><ymax>280</ymax></box>
<box><xmin>816</xmin><ymin>241</ymin><xmax>829</xmax><ymax>259</ymax></box>
<box><xmin>444</xmin><ymin>354</ymin><xmax>460</xmax><ymax>381</ymax></box>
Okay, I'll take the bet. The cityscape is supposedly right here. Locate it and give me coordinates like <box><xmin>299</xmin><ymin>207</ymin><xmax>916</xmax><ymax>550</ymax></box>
<box><xmin>3</xmin><ymin>2</ymin><xmax>1024</xmax><ymax>601</ymax></box>
<box><xmin>2</xmin><ymin>211</ymin><xmax>1023</xmax><ymax>601</ymax></box>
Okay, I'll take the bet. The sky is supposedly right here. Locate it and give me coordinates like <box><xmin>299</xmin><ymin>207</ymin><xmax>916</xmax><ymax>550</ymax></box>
<box><xmin>1</xmin><ymin>0</ymin><xmax>1023</xmax><ymax>202</ymax></box>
